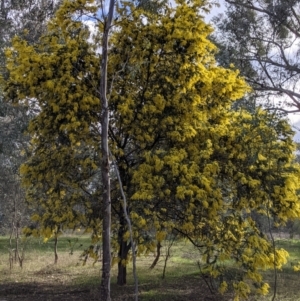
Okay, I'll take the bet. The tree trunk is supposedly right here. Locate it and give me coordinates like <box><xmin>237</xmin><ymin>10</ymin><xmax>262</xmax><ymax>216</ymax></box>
<box><xmin>117</xmin><ymin>239</ymin><xmax>131</xmax><ymax>285</ymax></box>
<box><xmin>117</xmin><ymin>211</ymin><xmax>131</xmax><ymax>286</ymax></box>
<box><xmin>117</xmin><ymin>260</ymin><xmax>127</xmax><ymax>285</ymax></box>
<box><xmin>54</xmin><ymin>236</ymin><xmax>58</xmax><ymax>264</ymax></box>
<box><xmin>99</xmin><ymin>0</ymin><xmax>115</xmax><ymax>300</ymax></box>
<box><xmin>100</xmin><ymin>46</ymin><xmax>112</xmax><ymax>300</ymax></box>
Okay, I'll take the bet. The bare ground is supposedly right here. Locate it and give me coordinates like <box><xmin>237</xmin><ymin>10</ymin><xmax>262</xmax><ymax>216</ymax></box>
<box><xmin>0</xmin><ymin>273</ymin><xmax>229</xmax><ymax>301</ymax></box>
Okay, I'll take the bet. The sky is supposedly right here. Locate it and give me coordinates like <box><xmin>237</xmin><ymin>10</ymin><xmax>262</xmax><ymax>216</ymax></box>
<box><xmin>291</xmin><ymin>118</ymin><xmax>300</xmax><ymax>142</ymax></box>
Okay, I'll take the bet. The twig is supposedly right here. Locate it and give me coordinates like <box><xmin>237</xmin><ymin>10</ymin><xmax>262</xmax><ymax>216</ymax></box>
<box><xmin>162</xmin><ymin>234</ymin><xmax>176</xmax><ymax>279</ymax></box>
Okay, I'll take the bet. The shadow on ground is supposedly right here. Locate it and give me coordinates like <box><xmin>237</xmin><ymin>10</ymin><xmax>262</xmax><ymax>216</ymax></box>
<box><xmin>0</xmin><ymin>282</ymin><xmax>96</xmax><ymax>301</ymax></box>
<box><xmin>0</xmin><ymin>276</ymin><xmax>229</xmax><ymax>301</ymax></box>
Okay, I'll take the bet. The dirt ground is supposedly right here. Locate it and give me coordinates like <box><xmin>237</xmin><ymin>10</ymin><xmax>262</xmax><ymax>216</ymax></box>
<box><xmin>0</xmin><ymin>282</ymin><xmax>95</xmax><ymax>301</ymax></box>
<box><xmin>0</xmin><ymin>276</ymin><xmax>228</xmax><ymax>301</ymax></box>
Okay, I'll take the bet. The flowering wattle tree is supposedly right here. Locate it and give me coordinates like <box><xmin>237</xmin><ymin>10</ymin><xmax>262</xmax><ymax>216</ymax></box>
<box><xmin>5</xmin><ymin>0</ymin><xmax>300</xmax><ymax>299</ymax></box>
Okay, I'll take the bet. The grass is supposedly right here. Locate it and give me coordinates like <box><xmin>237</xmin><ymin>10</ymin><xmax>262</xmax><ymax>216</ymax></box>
<box><xmin>1</xmin><ymin>236</ymin><xmax>300</xmax><ymax>300</ymax></box>
<box><xmin>249</xmin><ymin>239</ymin><xmax>300</xmax><ymax>301</ymax></box>
<box><xmin>0</xmin><ymin>234</ymin><xmax>94</xmax><ymax>284</ymax></box>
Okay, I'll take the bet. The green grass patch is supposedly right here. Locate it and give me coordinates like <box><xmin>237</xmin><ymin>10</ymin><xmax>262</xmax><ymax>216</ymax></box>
<box><xmin>1</xmin><ymin>236</ymin><xmax>300</xmax><ymax>300</ymax></box>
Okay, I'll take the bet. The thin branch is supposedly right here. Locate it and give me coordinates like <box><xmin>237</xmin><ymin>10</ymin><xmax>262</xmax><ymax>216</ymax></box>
<box><xmin>291</xmin><ymin>6</ymin><xmax>300</xmax><ymax>28</ymax></box>
<box><xmin>242</xmin><ymin>56</ymin><xmax>300</xmax><ymax>74</ymax></box>
<box><xmin>162</xmin><ymin>234</ymin><xmax>176</xmax><ymax>279</ymax></box>
<box><xmin>264</xmin><ymin>107</ymin><xmax>300</xmax><ymax>114</ymax></box>
<box><xmin>224</xmin><ymin>0</ymin><xmax>300</xmax><ymax>38</ymax></box>
<box><xmin>173</xmin><ymin>227</ymin><xmax>205</xmax><ymax>248</ymax></box>
<box><xmin>109</xmin><ymin>149</ymin><xmax>139</xmax><ymax>301</ymax></box>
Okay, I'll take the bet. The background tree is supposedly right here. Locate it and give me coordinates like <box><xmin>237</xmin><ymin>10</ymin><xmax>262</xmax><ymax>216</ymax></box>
<box><xmin>213</xmin><ymin>0</ymin><xmax>300</xmax><ymax>113</ymax></box>
<box><xmin>0</xmin><ymin>0</ymin><xmax>62</xmax><ymax>234</ymax></box>
<box><xmin>212</xmin><ymin>0</ymin><xmax>300</xmax><ymax>246</ymax></box>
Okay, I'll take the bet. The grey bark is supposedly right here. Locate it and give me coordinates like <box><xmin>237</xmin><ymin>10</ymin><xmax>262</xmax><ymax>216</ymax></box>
<box><xmin>99</xmin><ymin>0</ymin><xmax>115</xmax><ymax>300</ymax></box>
